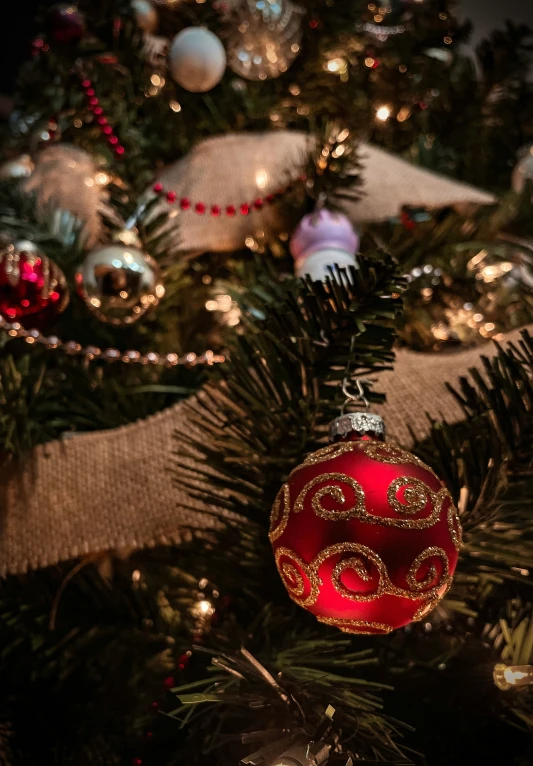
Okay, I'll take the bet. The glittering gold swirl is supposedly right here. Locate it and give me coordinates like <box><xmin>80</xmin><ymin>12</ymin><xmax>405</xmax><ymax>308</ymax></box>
<box><xmin>317</xmin><ymin>615</ymin><xmax>394</xmax><ymax>635</ymax></box>
<box><xmin>359</xmin><ymin>441</ymin><xmax>439</xmax><ymax>478</ymax></box>
<box><xmin>269</xmin><ymin>484</ymin><xmax>291</xmax><ymax>543</ymax></box>
<box><xmin>383</xmin><ymin>478</ymin><xmax>447</xmax><ymax>529</ymax></box>
<box><xmin>294</xmin><ymin>473</ymin><xmax>365</xmax><ymax>521</ymax></box>
<box><xmin>406</xmin><ymin>547</ymin><xmax>451</xmax><ymax>595</ymax></box>
<box><xmin>275</xmin><ymin>547</ymin><xmax>319</xmax><ymax>608</ymax></box>
<box><xmin>412</xmin><ymin>595</ymin><xmax>441</xmax><ymax>622</ymax></box>
<box><xmin>294</xmin><ymin>442</ymin><xmax>360</xmax><ymax>473</ymax></box>
<box><xmin>447</xmin><ymin>501</ymin><xmax>463</xmax><ymax>551</ymax></box>
<box><xmin>321</xmin><ymin>542</ymin><xmax>389</xmax><ymax>602</ymax></box>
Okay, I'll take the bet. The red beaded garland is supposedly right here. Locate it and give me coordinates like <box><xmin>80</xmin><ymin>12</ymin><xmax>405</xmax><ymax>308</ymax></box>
<box><xmin>270</xmin><ymin>432</ymin><xmax>462</xmax><ymax>635</ymax></box>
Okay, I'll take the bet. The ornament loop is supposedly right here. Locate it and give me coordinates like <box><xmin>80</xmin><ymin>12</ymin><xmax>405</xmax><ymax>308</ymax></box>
<box><xmin>341</xmin><ymin>377</ymin><xmax>372</xmax><ymax>414</ymax></box>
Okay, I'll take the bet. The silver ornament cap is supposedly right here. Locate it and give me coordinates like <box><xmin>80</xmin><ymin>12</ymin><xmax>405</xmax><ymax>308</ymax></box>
<box><xmin>329</xmin><ymin>412</ymin><xmax>385</xmax><ymax>443</ymax></box>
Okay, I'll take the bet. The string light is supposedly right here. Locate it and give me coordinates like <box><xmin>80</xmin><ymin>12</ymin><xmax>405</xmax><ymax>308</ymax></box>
<box><xmin>494</xmin><ymin>663</ymin><xmax>533</xmax><ymax>691</ymax></box>
<box><xmin>376</xmin><ymin>105</ymin><xmax>391</xmax><ymax>121</ymax></box>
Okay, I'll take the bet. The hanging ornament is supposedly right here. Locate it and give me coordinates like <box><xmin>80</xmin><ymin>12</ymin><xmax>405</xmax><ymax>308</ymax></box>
<box><xmin>131</xmin><ymin>0</ymin><xmax>158</xmax><ymax>34</ymax></box>
<box><xmin>290</xmin><ymin>209</ymin><xmax>359</xmax><ymax>281</ymax></box>
<box><xmin>75</xmin><ymin>231</ymin><xmax>165</xmax><ymax>325</ymax></box>
<box><xmin>0</xmin><ymin>155</ymin><xmax>34</xmax><ymax>181</ymax></box>
<box><xmin>168</xmin><ymin>28</ymin><xmax>226</xmax><ymax>93</ymax></box>
<box><xmin>512</xmin><ymin>145</ymin><xmax>533</xmax><ymax>195</ymax></box>
<box><xmin>0</xmin><ymin>237</ymin><xmax>69</xmax><ymax>326</ymax></box>
<box><xmin>47</xmin><ymin>4</ymin><xmax>86</xmax><ymax>45</ymax></box>
<box><xmin>226</xmin><ymin>0</ymin><xmax>304</xmax><ymax>81</ymax></box>
<box><xmin>270</xmin><ymin>408</ymin><xmax>462</xmax><ymax>635</ymax></box>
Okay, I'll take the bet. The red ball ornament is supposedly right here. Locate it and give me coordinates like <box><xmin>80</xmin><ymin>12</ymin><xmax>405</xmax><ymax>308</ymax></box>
<box><xmin>47</xmin><ymin>4</ymin><xmax>86</xmax><ymax>45</ymax></box>
<box><xmin>270</xmin><ymin>413</ymin><xmax>462</xmax><ymax>635</ymax></box>
<box><xmin>0</xmin><ymin>238</ymin><xmax>69</xmax><ymax>326</ymax></box>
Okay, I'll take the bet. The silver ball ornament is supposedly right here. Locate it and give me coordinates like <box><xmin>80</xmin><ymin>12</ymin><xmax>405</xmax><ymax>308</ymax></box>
<box><xmin>168</xmin><ymin>28</ymin><xmax>226</xmax><ymax>93</ymax></box>
<box><xmin>75</xmin><ymin>237</ymin><xmax>165</xmax><ymax>325</ymax></box>
<box><xmin>227</xmin><ymin>0</ymin><xmax>303</xmax><ymax>81</ymax></box>
<box><xmin>131</xmin><ymin>0</ymin><xmax>158</xmax><ymax>33</ymax></box>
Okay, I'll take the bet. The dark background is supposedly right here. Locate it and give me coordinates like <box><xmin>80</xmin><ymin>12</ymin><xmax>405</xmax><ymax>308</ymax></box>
<box><xmin>1</xmin><ymin>1</ymin><xmax>533</xmax><ymax>95</ymax></box>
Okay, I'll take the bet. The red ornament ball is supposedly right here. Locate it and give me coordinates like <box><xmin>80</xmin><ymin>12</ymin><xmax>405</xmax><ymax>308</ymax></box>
<box><xmin>47</xmin><ymin>4</ymin><xmax>86</xmax><ymax>45</ymax></box>
<box><xmin>0</xmin><ymin>238</ymin><xmax>69</xmax><ymax>327</ymax></box>
<box><xmin>270</xmin><ymin>416</ymin><xmax>462</xmax><ymax>635</ymax></box>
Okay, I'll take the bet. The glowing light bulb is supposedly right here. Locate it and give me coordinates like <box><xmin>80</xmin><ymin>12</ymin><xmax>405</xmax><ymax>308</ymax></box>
<box><xmin>376</xmin><ymin>105</ymin><xmax>391</xmax><ymax>121</ymax></box>
<box><xmin>199</xmin><ymin>599</ymin><xmax>211</xmax><ymax>614</ymax></box>
<box><xmin>494</xmin><ymin>663</ymin><xmax>533</xmax><ymax>691</ymax></box>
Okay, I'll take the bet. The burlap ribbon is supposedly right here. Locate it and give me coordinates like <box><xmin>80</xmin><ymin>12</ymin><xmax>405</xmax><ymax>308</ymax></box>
<box><xmin>1</xmin><ymin>326</ymin><xmax>528</xmax><ymax>577</ymax></box>
<box><xmin>155</xmin><ymin>133</ymin><xmax>496</xmax><ymax>255</ymax></box>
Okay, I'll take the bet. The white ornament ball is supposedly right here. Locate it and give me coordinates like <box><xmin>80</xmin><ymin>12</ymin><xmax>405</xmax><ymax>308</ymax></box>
<box><xmin>0</xmin><ymin>154</ymin><xmax>34</xmax><ymax>180</ymax></box>
<box><xmin>168</xmin><ymin>28</ymin><xmax>226</xmax><ymax>93</ymax></box>
<box><xmin>512</xmin><ymin>146</ymin><xmax>533</xmax><ymax>195</ymax></box>
<box><xmin>131</xmin><ymin>0</ymin><xmax>158</xmax><ymax>33</ymax></box>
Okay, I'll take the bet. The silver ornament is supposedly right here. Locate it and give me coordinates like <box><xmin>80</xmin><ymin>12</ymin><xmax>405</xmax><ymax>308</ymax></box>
<box><xmin>76</xmin><ymin>237</ymin><xmax>165</xmax><ymax>325</ymax></box>
<box><xmin>0</xmin><ymin>154</ymin><xmax>34</xmax><ymax>180</ymax></box>
<box><xmin>512</xmin><ymin>145</ymin><xmax>533</xmax><ymax>195</ymax></box>
<box><xmin>131</xmin><ymin>0</ymin><xmax>158</xmax><ymax>33</ymax></box>
<box><xmin>227</xmin><ymin>0</ymin><xmax>304</xmax><ymax>81</ymax></box>
<box><xmin>168</xmin><ymin>28</ymin><xmax>227</xmax><ymax>93</ymax></box>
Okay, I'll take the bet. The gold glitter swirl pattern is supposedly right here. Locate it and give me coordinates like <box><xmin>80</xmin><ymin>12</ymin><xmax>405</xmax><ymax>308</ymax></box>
<box><xmin>294</xmin><ymin>473</ymin><xmax>365</xmax><ymax>520</ymax></box>
<box><xmin>275</xmin><ymin>547</ymin><xmax>319</xmax><ymax>608</ymax></box>
<box><xmin>330</xmin><ymin>544</ymin><xmax>388</xmax><ymax>602</ymax></box>
<box><xmin>447</xmin><ymin>501</ymin><xmax>463</xmax><ymax>551</ymax></box>
<box><xmin>406</xmin><ymin>547</ymin><xmax>451</xmax><ymax>594</ymax></box>
<box><xmin>359</xmin><ymin>441</ymin><xmax>439</xmax><ymax>478</ymax></box>
<box><xmin>317</xmin><ymin>615</ymin><xmax>394</xmax><ymax>635</ymax></box>
<box><xmin>383</xmin><ymin>478</ymin><xmax>447</xmax><ymax>529</ymax></box>
<box><xmin>269</xmin><ymin>484</ymin><xmax>291</xmax><ymax>543</ymax></box>
<box><xmin>412</xmin><ymin>596</ymin><xmax>441</xmax><ymax>622</ymax></box>
<box><xmin>293</xmin><ymin>442</ymin><xmax>361</xmax><ymax>473</ymax></box>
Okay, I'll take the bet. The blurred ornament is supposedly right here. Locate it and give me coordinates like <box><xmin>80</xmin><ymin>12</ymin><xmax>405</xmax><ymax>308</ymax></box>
<box><xmin>424</xmin><ymin>47</ymin><xmax>453</xmax><ymax>65</ymax></box>
<box><xmin>227</xmin><ymin>0</ymin><xmax>304</xmax><ymax>81</ymax></box>
<box><xmin>0</xmin><ymin>237</ymin><xmax>69</xmax><ymax>325</ymax></box>
<box><xmin>168</xmin><ymin>28</ymin><xmax>226</xmax><ymax>93</ymax></box>
<box><xmin>131</xmin><ymin>0</ymin><xmax>158</xmax><ymax>33</ymax></box>
<box><xmin>290</xmin><ymin>209</ymin><xmax>359</xmax><ymax>281</ymax></box>
<box><xmin>47</xmin><ymin>4</ymin><xmax>86</xmax><ymax>44</ymax></box>
<box><xmin>0</xmin><ymin>155</ymin><xmax>34</xmax><ymax>181</ymax></box>
<box><xmin>512</xmin><ymin>145</ymin><xmax>533</xmax><ymax>195</ymax></box>
<box><xmin>24</xmin><ymin>144</ymin><xmax>115</xmax><ymax>249</ymax></box>
<box><xmin>29</xmin><ymin>117</ymin><xmax>62</xmax><ymax>154</ymax></box>
<box><xmin>75</xmin><ymin>232</ymin><xmax>164</xmax><ymax>325</ymax></box>
<box><xmin>270</xmin><ymin>410</ymin><xmax>461</xmax><ymax>634</ymax></box>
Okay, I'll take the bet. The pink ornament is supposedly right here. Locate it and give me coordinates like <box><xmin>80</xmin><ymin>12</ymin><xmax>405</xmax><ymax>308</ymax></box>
<box><xmin>290</xmin><ymin>209</ymin><xmax>359</xmax><ymax>281</ymax></box>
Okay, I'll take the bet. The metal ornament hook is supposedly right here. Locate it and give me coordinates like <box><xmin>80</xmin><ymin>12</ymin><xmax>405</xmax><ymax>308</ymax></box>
<box><xmin>341</xmin><ymin>377</ymin><xmax>370</xmax><ymax>414</ymax></box>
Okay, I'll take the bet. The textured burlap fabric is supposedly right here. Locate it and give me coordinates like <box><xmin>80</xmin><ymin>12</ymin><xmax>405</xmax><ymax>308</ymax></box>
<box><xmin>1</xmin><ymin>326</ymin><xmax>529</xmax><ymax>577</ymax></box>
<box><xmin>155</xmin><ymin>133</ymin><xmax>496</xmax><ymax>254</ymax></box>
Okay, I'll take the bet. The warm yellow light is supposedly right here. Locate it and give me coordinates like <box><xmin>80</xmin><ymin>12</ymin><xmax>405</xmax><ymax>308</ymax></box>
<box><xmin>494</xmin><ymin>663</ymin><xmax>533</xmax><ymax>691</ymax></box>
<box><xmin>255</xmin><ymin>168</ymin><xmax>269</xmax><ymax>189</ymax></box>
<box><xmin>169</xmin><ymin>100</ymin><xmax>182</xmax><ymax>112</ymax></box>
<box><xmin>198</xmin><ymin>599</ymin><xmax>211</xmax><ymax>614</ymax></box>
<box><xmin>365</xmin><ymin>57</ymin><xmax>375</xmax><ymax>68</ymax></box>
<box><xmin>397</xmin><ymin>105</ymin><xmax>412</xmax><ymax>122</ymax></box>
<box><xmin>327</xmin><ymin>58</ymin><xmax>342</xmax><ymax>73</ymax></box>
<box><xmin>376</xmin><ymin>105</ymin><xmax>391</xmax><ymax>121</ymax></box>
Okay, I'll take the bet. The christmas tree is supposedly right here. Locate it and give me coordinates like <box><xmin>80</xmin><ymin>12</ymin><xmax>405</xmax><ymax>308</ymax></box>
<box><xmin>1</xmin><ymin>1</ymin><xmax>533</xmax><ymax>764</ymax></box>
